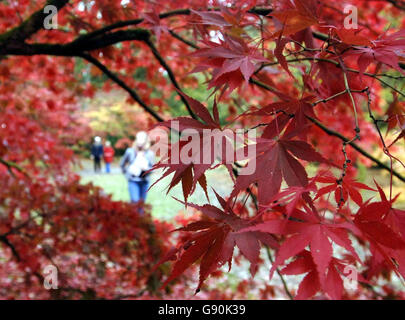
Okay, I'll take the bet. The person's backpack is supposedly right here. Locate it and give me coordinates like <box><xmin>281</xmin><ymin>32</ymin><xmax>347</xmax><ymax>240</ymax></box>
<box><xmin>127</xmin><ymin>151</ymin><xmax>150</xmax><ymax>178</ymax></box>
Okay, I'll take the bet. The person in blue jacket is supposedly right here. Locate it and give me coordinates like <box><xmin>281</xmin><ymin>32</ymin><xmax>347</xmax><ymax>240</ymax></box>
<box><xmin>120</xmin><ymin>131</ymin><xmax>155</xmax><ymax>204</ymax></box>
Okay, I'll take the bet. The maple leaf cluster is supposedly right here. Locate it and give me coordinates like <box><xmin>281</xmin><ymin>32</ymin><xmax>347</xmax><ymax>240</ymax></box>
<box><xmin>147</xmin><ymin>1</ymin><xmax>405</xmax><ymax>299</ymax></box>
<box><xmin>0</xmin><ymin>0</ymin><xmax>404</xmax><ymax>300</ymax></box>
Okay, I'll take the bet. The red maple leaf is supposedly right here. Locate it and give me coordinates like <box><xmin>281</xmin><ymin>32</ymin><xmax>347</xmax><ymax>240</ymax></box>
<box><xmin>242</xmin><ymin>205</ymin><xmax>360</xmax><ymax>282</ymax></box>
<box><xmin>190</xmin><ymin>34</ymin><xmax>268</xmax><ymax>93</ymax></box>
<box><xmin>246</xmin><ymin>95</ymin><xmax>318</xmax><ymax>139</ymax></box>
<box><xmin>385</xmin><ymin>94</ymin><xmax>405</xmax><ymax>146</ymax></box>
<box><xmin>344</xmin><ymin>29</ymin><xmax>405</xmax><ymax>79</ymax></box>
<box><xmin>274</xmin><ymin>37</ymin><xmax>295</xmax><ymax>78</ymax></box>
<box><xmin>231</xmin><ymin>135</ymin><xmax>330</xmax><ymax>205</ymax></box>
<box><xmin>353</xmin><ymin>182</ymin><xmax>405</xmax><ymax>278</ymax></box>
<box><xmin>281</xmin><ymin>251</ymin><xmax>366</xmax><ymax>300</ymax></box>
<box><xmin>189</xmin><ymin>6</ymin><xmax>254</xmax><ymax>40</ymax></box>
<box><xmin>156</xmin><ymin>192</ymin><xmax>278</xmax><ymax>291</ymax></box>
<box><xmin>335</xmin><ymin>28</ymin><xmax>372</xmax><ymax>47</ymax></box>
<box><xmin>314</xmin><ymin>173</ymin><xmax>375</xmax><ymax>207</ymax></box>
<box><xmin>140</xmin><ymin>12</ymin><xmax>169</xmax><ymax>41</ymax></box>
<box><xmin>151</xmin><ymin>92</ymin><xmax>239</xmax><ymax>202</ymax></box>
<box><xmin>270</xmin><ymin>0</ymin><xmax>319</xmax><ymax>39</ymax></box>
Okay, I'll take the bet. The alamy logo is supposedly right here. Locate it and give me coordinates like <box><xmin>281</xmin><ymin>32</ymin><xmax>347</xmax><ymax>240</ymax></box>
<box><xmin>343</xmin><ymin>5</ymin><xmax>358</xmax><ymax>29</ymax></box>
<box><xmin>43</xmin><ymin>5</ymin><xmax>58</xmax><ymax>30</ymax></box>
<box><xmin>343</xmin><ymin>265</ymin><xmax>358</xmax><ymax>292</ymax></box>
<box><xmin>43</xmin><ymin>265</ymin><xmax>58</xmax><ymax>290</ymax></box>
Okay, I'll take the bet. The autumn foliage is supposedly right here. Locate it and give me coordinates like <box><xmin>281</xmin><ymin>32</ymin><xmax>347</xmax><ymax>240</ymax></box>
<box><xmin>1</xmin><ymin>0</ymin><xmax>405</xmax><ymax>299</ymax></box>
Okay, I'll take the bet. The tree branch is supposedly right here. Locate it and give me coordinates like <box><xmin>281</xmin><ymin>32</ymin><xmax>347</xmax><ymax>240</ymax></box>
<box><xmin>72</xmin><ymin>9</ymin><xmax>192</xmax><ymax>45</ymax></box>
<box><xmin>306</xmin><ymin>115</ymin><xmax>405</xmax><ymax>183</ymax></box>
<box><xmin>261</xmin><ymin>57</ymin><xmax>405</xmax><ymax>98</ymax></box>
<box><xmin>144</xmin><ymin>38</ymin><xmax>198</xmax><ymax>119</ymax></box>
<box><xmin>79</xmin><ymin>53</ymin><xmax>164</xmax><ymax>122</ymax></box>
<box><xmin>0</xmin><ymin>157</ymin><xmax>28</xmax><ymax>177</ymax></box>
<box><xmin>248</xmin><ymin>79</ymin><xmax>405</xmax><ymax>183</ymax></box>
<box><xmin>0</xmin><ymin>235</ymin><xmax>21</xmax><ymax>261</ymax></box>
<box><xmin>381</xmin><ymin>0</ymin><xmax>405</xmax><ymax>11</ymax></box>
<box><xmin>162</xmin><ymin>26</ymin><xmax>405</xmax><ymax>183</ymax></box>
<box><xmin>1</xmin><ymin>3</ymin><xmax>404</xmax><ymax>183</ymax></box>
<box><xmin>0</xmin><ymin>0</ymin><xmax>69</xmax><ymax>42</ymax></box>
<box><xmin>73</xmin><ymin>6</ymin><xmax>272</xmax><ymax>45</ymax></box>
<box><xmin>168</xmin><ymin>30</ymin><xmax>199</xmax><ymax>49</ymax></box>
<box><xmin>0</xmin><ymin>28</ymin><xmax>151</xmax><ymax>56</ymax></box>
<box><xmin>311</xmin><ymin>31</ymin><xmax>405</xmax><ymax>70</ymax></box>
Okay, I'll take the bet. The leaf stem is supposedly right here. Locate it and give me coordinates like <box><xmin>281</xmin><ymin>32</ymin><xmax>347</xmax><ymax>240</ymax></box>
<box><xmin>265</xmin><ymin>246</ymin><xmax>294</xmax><ymax>300</ymax></box>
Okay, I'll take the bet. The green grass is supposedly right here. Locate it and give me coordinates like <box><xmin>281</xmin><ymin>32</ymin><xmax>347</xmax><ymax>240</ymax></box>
<box><xmin>77</xmin><ymin>160</ymin><xmax>234</xmax><ymax>220</ymax></box>
<box><xmin>80</xmin><ymin>174</ymin><xmax>130</xmax><ymax>202</ymax></box>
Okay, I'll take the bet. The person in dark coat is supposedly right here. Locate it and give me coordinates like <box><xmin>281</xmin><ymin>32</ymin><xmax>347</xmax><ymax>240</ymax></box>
<box><xmin>91</xmin><ymin>136</ymin><xmax>104</xmax><ymax>173</ymax></box>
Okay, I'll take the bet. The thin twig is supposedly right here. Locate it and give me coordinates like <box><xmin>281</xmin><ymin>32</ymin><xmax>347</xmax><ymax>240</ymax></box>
<box><xmin>144</xmin><ymin>38</ymin><xmax>198</xmax><ymax>120</ymax></box>
<box><xmin>265</xmin><ymin>246</ymin><xmax>294</xmax><ymax>300</ymax></box>
<box><xmin>0</xmin><ymin>157</ymin><xmax>28</xmax><ymax>177</ymax></box>
<box><xmin>307</xmin><ymin>115</ymin><xmax>405</xmax><ymax>183</ymax></box>
<box><xmin>79</xmin><ymin>53</ymin><xmax>164</xmax><ymax>122</ymax></box>
<box><xmin>249</xmin><ymin>78</ymin><xmax>405</xmax><ymax>183</ymax></box>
